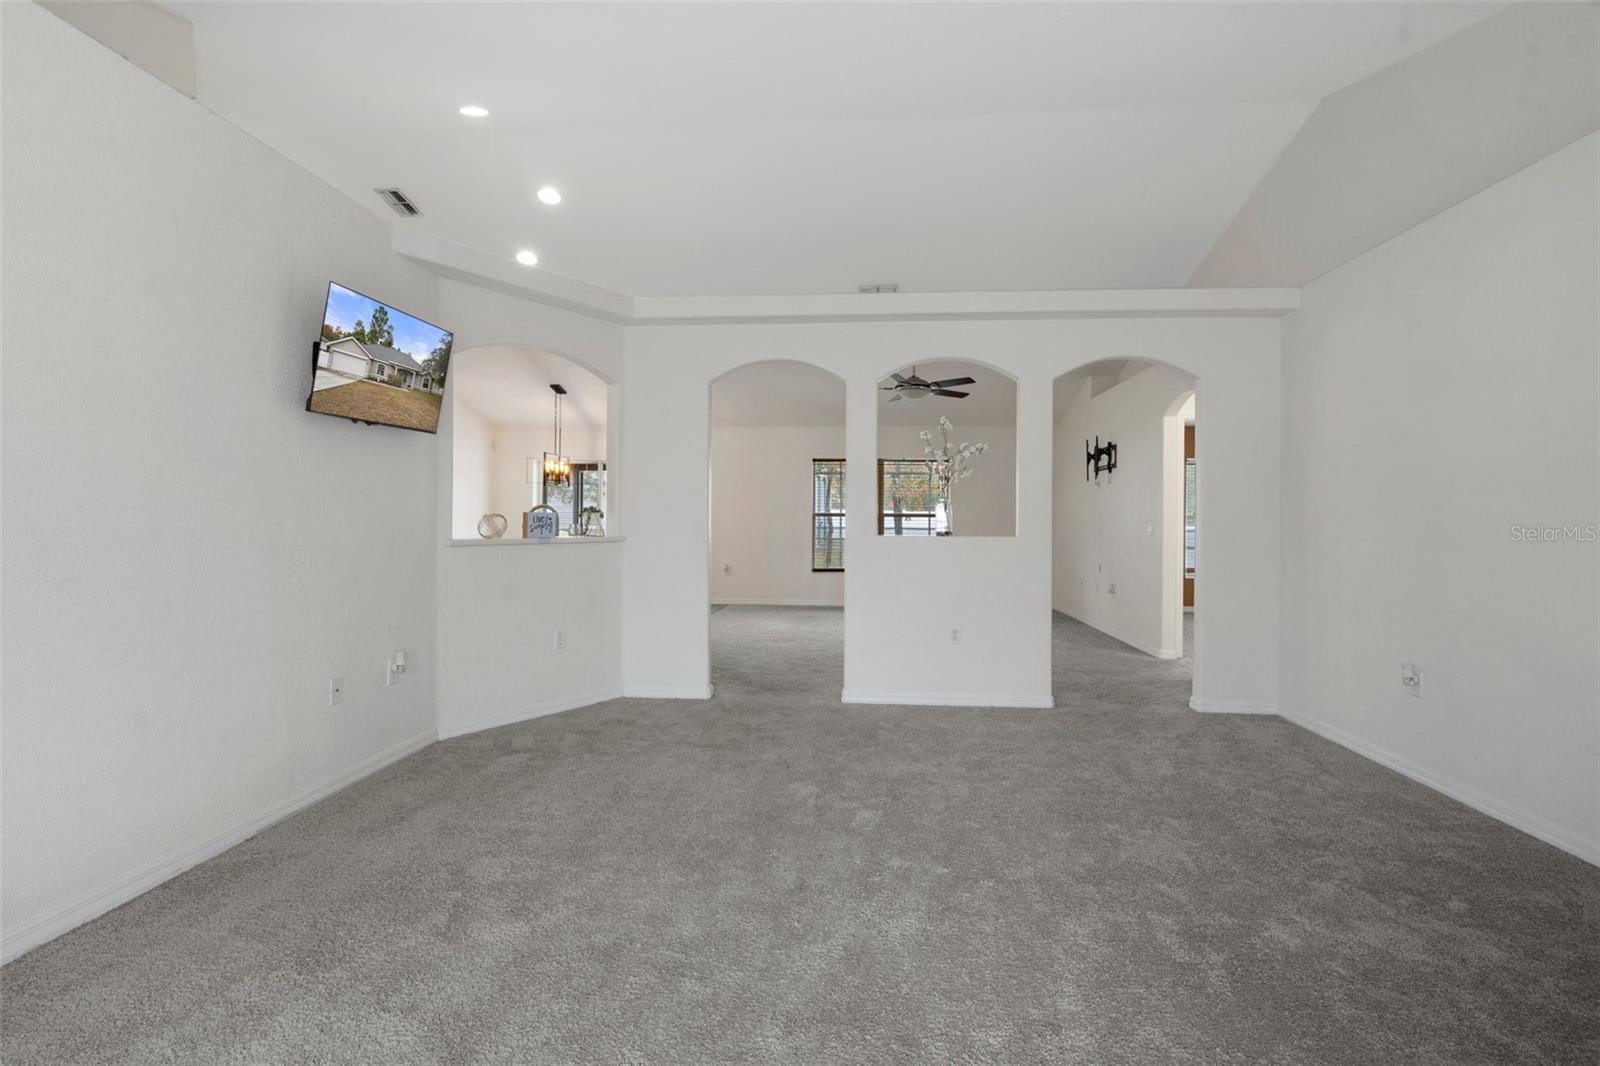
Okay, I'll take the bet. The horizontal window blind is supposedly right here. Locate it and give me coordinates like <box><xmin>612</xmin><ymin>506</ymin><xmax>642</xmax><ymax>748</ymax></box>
<box><xmin>812</xmin><ymin>459</ymin><xmax>845</xmax><ymax>570</ymax></box>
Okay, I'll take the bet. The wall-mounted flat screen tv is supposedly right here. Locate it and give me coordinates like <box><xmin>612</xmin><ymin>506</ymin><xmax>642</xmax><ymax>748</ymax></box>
<box><xmin>306</xmin><ymin>282</ymin><xmax>453</xmax><ymax>434</ymax></box>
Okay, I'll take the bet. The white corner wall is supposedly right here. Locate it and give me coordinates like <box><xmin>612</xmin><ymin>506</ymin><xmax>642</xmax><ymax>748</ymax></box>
<box><xmin>1053</xmin><ymin>365</ymin><xmax>1195</xmax><ymax>659</ymax></box>
<box><xmin>433</xmin><ymin>280</ymin><xmax>627</xmax><ymax>738</ymax></box>
<box><xmin>623</xmin><ymin>318</ymin><xmax>1281</xmax><ymax>709</ymax></box>
<box><xmin>1279</xmin><ymin>132</ymin><xmax>1600</xmax><ymax>864</ymax></box>
<box><xmin>1</xmin><ymin>3</ymin><xmax>441</xmax><ymax>960</ymax></box>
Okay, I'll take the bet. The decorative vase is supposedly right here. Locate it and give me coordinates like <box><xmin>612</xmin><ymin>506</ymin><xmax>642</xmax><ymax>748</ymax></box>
<box><xmin>938</xmin><ymin>480</ymin><xmax>955</xmax><ymax>535</ymax></box>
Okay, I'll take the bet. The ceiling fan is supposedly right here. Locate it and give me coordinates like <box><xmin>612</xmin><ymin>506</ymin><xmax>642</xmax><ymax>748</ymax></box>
<box><xmin>879</xmin><ymin>366</ymin><xmax>977</xmax><ymax>403</ymax></box>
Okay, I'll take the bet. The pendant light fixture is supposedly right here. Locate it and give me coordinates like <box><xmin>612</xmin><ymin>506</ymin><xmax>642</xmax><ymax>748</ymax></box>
<box><xmin>543</xmin><ymin>384</ymin><xmax>572</xmax><ymax>487</ymax></box>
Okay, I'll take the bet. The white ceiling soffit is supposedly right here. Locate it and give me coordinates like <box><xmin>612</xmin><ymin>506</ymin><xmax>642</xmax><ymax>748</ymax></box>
<box><xmin>451</xmin><ymin>345</ymin><xmax>607</xmax><ymax>428</ymax></box>
<box><xmin>1192</xmin><ymin>2</ymin><xmax>1600</xmax><ymax>288</ymax></box>
<box><xmin>169</xmin><ymin>1</ymin><xmax>1502</xmax><ymax>299</ymax></box>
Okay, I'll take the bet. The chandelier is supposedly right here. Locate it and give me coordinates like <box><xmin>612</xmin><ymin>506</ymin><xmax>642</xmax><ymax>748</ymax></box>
<box><xmin>544</xmin><ymin>383</ymin><xmax>572</xmax><ymax>486</ymax></box>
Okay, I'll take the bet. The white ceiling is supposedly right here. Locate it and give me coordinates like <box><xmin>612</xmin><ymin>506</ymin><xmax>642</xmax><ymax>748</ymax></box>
<box><xmin>709</xmin><ymin>360</ymin><xmax>1016</xmax><ymax>426</ymax></box>
<box><xmin>452</xmin><ymin>345</ymin><xmax>607</xmax><ymax>428</ymax></box>
<box><xmin>168</xmin><ymin>1</ymin><xmax>1503</xmax><ymax>297</ymax></box>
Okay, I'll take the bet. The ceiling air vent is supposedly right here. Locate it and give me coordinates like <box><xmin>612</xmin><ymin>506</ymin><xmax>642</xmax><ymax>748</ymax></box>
<box><xmin>374</xmin><ymin>188</ymin><xmax>421</xmax><ymax>217</ymax></box>
<box><xmin>858</xmin><ymin>283</ymin><xmax>899</xmax><ymax>294</ymax></box>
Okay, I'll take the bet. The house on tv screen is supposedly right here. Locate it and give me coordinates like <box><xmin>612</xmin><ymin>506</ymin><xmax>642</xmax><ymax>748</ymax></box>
<box><xmin>315</xmin><ymin>335</ymin><xmax>441</xmax><ymax>394</ymax></box>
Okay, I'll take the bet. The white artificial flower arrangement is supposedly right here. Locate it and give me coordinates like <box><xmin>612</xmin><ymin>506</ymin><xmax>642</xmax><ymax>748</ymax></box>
<box><xmin>920</xmin><ymin>415</ymin><xmax>988</xmax><ymax>532</ymax></box>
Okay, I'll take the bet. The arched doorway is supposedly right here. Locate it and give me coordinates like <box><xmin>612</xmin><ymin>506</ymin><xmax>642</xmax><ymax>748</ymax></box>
<box><xmin>1051</xmin><ymin>359</ymin><xmax>1198</xmax><ymax>709</ymax></box>
<box><xmin>707</xmin><ymin>360</ymin><xmax>847</xmax><ymax>698</ymax></box>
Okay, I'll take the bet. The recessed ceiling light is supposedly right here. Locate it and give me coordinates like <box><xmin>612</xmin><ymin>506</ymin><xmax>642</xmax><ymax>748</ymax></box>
<box><xmin>536</xmin><ymin>186</ymin><xmax>562</xmax><ymax>206</ymax></box>
<box><xmin>515</xmin><ymin>249</ymin><xmax>538</xmax><ymax>267</ymax></box>
<box><xmin>458</xmin><ymin>105</ymin><xmax>489</xmax><ymax>118</ymax></box>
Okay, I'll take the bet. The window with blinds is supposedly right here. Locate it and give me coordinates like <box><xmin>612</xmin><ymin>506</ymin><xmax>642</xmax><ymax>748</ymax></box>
<box><xmin>1184</xmin><ymin>456</ymin><xmax>1197</xmax><ymax>574</ymax></box>
<box><xmin>878</xmin><ymin>459</ymin><xmax>946</xmax><ymax>536</ymax></box>
<box><xmin>812</xmin><ymin>459</ymin><xmax>845</xmax><ymax>571</ymax></box>
<box><xmin>541</xmin><ymin>463</ymin><xmax>605</xmax><ymax>530</ymax></box>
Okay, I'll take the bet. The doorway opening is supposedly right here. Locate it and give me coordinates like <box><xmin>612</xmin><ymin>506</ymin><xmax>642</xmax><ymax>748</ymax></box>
<box><xmin>708</xmin><ymin>360</ymin><xmax>846</xmax><ymax>698</ymax></box>
<box><xmin>1051</xmin><ymin>360</ymin><xmax>1197</xmax><ymax>707</ymax></box>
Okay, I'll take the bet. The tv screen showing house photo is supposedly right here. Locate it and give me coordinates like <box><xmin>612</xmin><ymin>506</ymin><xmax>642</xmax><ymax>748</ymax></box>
<box><xmin>306</xmin><ymin>282</ymin><xmax>453</xmax><ymax>433</ymax></box>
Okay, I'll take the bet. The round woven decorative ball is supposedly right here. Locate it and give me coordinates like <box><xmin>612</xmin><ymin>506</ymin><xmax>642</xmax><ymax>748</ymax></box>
<box><xmin>477</xmin><ymin>513</ymin><xmax>508</xmax><ymax>539</ymax></box>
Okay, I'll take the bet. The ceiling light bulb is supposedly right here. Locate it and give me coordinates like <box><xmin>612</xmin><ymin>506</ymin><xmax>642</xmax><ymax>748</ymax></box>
<box><xmin>515</xmin><ymin>249</ymin><xmax>538</xmax><ymax>267</ymax></box>
<box><xmin>537</xmin><ymin>186</ymin><xmax>562</xmax><ymax>206</ymax></box>
<box><xmin>458</xmin><ymin>105</ymin><xmax>489</xmax><ymax>118</ymax></box>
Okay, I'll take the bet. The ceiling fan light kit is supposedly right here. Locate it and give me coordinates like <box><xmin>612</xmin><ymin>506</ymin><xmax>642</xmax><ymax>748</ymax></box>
<box><xmin>880</xmin><ymin>366</ymin><xmax>977</xmax><ymax>403</ymax></box>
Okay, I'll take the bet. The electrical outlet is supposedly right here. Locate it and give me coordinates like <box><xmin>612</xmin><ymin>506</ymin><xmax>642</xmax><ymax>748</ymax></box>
<box><xmin>385</xmin><ymin>651</ymin><xmax>406</xmax><ymax>687</ymax></box>
<box><xmin>328</xmin><ymin>676</ymin><xmax>344</xmax><ymax>706</ymax></box>
<box><xmin>1107</xmin><ymin>582</ymin><xmax>1117</xmax><ymax>595</ymax></box>
<box><xmin>723</xmin><ymin>564</ymin><xmax>731</xmax><ymax>575</ymax></box>
<box><xmin>554</xmin><ymin>628</ymin><xmax>567</xmax><ymax>651</ymax></box>
<box><xmin>950</xmin><ymin>628</ymin><xmax>961</xmax><ymax>645</ymax></box>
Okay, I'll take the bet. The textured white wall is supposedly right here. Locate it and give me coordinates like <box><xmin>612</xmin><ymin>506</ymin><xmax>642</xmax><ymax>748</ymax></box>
<box><xmin>1</xmin><ymin>3</ymin><xmax>441</xmax><ymax>958</ymax></box>
<box><xmin>1053</xmin><ymin>365</ymin><xmax>1195</xmax><ymax>658</ymax></box>
<box><xmin>622</xmin><ymin>317</ymin><xmax>1281</xmax><ymax>708</ymax></box>
<box><xmin>452</xmin><ymin>400</ymin><xmax>495</xmax><ymax>538</ymax></box>
<box><xmin>1279</xmin><ymin>132</ymin><xmax>1600</xmax><ymax>864</ymax></box>
<box><xmin>711</xmin><ymin>426</ymin><xmax>847</xmax><ymax>607</ymax></box>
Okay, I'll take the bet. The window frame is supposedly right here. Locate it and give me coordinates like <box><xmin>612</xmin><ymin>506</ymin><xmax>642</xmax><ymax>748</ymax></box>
<box><xmin>811</xmin><ymin>458</ymin><xmax>846</xmax><ymax>572</ymax></box>
<box><xmin>877</xmin><ymin>458</ymin><xmax>945</xmax><ymax>536</ymax></box>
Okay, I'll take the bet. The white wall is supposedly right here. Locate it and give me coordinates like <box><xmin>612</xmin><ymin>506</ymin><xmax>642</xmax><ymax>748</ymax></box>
<box><xmin>711</xmin><ymin>426</ymin><xmax>846</xmax><ymax>606</ymax></box>
<box><xmin>1</xmin><ymin>3</ymin><xmax>441</xmax><ymax>959</ymax></box>
<box><xmin>435</xmin><ymin>541</ymin><xmax>623</xmax><ymax>738</ymax></box>
<box><xmin>1279</xmin><ymin>132</ymin><xmax>1600</xmax><ymax>865</ymax></box>
<box><xmin>452</xmin><ymin>399</ymin><xmax>495</xmax><ymax>537</ymax></box>
<box><xmin>622</xmin><ymin>317</ymin><xmax>1281</xmax><ymax>708</ymax></box>
<box><xmin>433</xmin><ymin>281</ymin><xmax>627</xmax><ymax>739</ymax></box>
<box><xmin>1052</xmin><ymin>365</ymin><xmax>1195</xmax><ymax>658</ymax></box>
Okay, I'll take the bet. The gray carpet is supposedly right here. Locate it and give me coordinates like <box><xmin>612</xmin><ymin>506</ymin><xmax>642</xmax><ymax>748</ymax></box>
<box><xmin>3</xmin><ymin>607</ymin><xmax>1596</xmax><ymax>1064</ymax></box>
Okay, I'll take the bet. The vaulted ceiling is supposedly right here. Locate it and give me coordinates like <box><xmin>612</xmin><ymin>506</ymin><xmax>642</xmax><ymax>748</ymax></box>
<box><xmin>163</xmin><ymin>1</ymin><xmax>1515</xmax><ymax>298</ymax></box>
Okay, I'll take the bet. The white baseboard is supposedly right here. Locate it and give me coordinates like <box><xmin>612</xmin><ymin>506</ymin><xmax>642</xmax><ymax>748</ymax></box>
<box><xmin>712</xmin><ymin>598</ymin><xmax>843</xmax><ymax>608</ymax></box>
<box><xmin>842</xmin><ymin>690</ymin><xmax>1055</xmax><ymax>709</ymax></box>
<box><xmin>1055</xmin><ymin>608</ymin><xmax>1176</xmax><ymax>660</ymax></box>
<box><xmin>1</xmin><ymin>729</ymin><xmax>438</xmax><ymax>965</ymax></box>
<box><xmin>1189</xmin><ymin>696</ymin><xmax>1278</xmax><ymax>715</ymax></box>
<box><xmin>1279</xmin><ymin>706</ymin><xmax>1599</xmax><ymax>869</ymax></box>
<box><xmin>437</xmin><ymin>687</ymin><xmax>624</xmax><ymax>740</ymax></box>
<box><xmin>623</xmin><ymin>685</ymin><xmax>714</xmax><ymax>700</ymax></box>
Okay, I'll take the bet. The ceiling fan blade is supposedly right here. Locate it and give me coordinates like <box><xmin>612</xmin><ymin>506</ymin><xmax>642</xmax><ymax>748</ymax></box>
<box><xmin>888</xmin><ymin>393</ymin><xmax>903</xmax><ymax>402</ymax></box>
<box><xmin>891</xmin><ymin>373</ymin><xmax>911</xmax><ymax>384</ymax></box>
<box><xmin>932</xmin><ymin>389</ymin><xmax>970</xmax><ymax>398</ymax></box>
<box><xmin>931</xmin><ymin>377</ymin><xmax>976</xmax><ymax>388</ymax></box>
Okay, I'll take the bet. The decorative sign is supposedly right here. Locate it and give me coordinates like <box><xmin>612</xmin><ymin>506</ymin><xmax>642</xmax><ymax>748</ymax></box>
<box><xmin>524</xmin><ymin>504</ymin><xmax>559</xmax><ymax>540</ymax></box>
